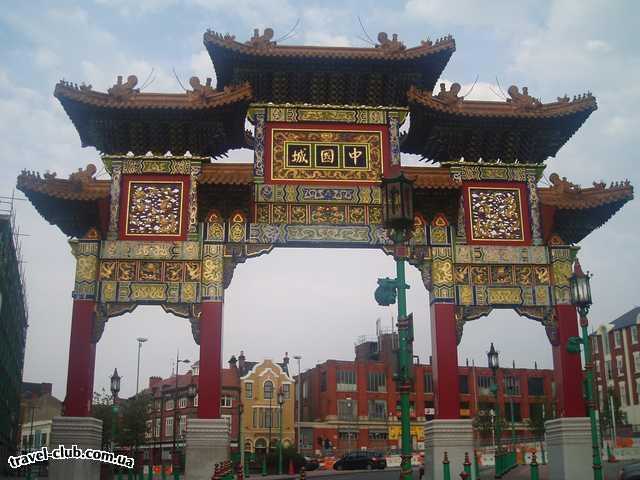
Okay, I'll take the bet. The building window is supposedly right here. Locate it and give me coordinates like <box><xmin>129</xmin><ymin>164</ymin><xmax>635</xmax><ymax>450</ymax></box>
<box><xmin>179</xmin><ymin>415</ymin><xmax>187</xmax><ymax>434</ymax></box>
<box><xmin>221</xmin><ymin>395</ymin><xmax>233</xmax><ymax>408</ymax></box>
<box><xmin>165</xmin><ymin>417</ymin><xmax>174</xmax><ymax>438</ymax></box>
<box><xmin>504</xmin><ymin>376</ymin><xmax>520</xmax><ymax>395</ymax></box>
<box><xmin>154</xmin><ymin>418</ymin><xmax>161</xmax><ymax>438</ymax></box>
<box><xmin>338</xmin><ymin>431</ymin><xmax>358</xmax><ymax>440</ymax></box>
<box><xmin>282</xmin><ymin>384</ymin><xmax>291</xmax><ymax>399</ymax></box>
<box><xmin>145</xmin><ymin>420</ymin><xmax>152</xmax><ymax>439</ymax></box>
<box><xmin>193</xmin><ymin>394</ymin><xmax>198</xmax><ymax>407</ymax></box>
<box><xmin>634</xmin><ymin>352</ymin><xmax>640</xmax><ymax>372</ymax></box>
<box><xmin>477</xmin><ymin>375</ymin><xmax>495</xmax><ymax>395</ymax></box>
<box><xmin>264</xmin><ymin>380</ymin><xmax>274</xmax><ymax>400</ymax></box>
<box><xmin>459</xmin><ymin>375</ymin><xmax>469</xmax><ymax>394</ymax></box>
<box><xmin>632</xmin><ymin>327</ymin><xmax>639</xmax><ymax>345</ymax></box>
<box><xmin>620</xmin><ymin>383</ymin><xmax>627</xmax><ymax>406</ymax></box>
<box><xmin>636</xmin><ymin>379</ymin><xmax>640</xmax><ymax>404</ymax></box>
<box><xmin>252</xmin><ymin>407</ymin><xmax>280</xmax><ymax>428</ymax></box>
<box><xmin>369</xmin><ymin>431</ymin><xmax>388</xmax><ymax>440</ymax></box>
<box><xmin>606</xmin><ymin>360</ymin><xmax>613</xmax><ymax>379</ymax></box>
<box><xmin>177</xmin><ymin>397</ymin><xmax>187</xmax><ymax>409</ymax></box>
<box><xmin>593</xmin><ymin>337</ymin><xmax>599</xmax><ymax>354</ymax></box>
<box><xmin>165</xmin><ymin>399</ymin><xmax>174</xmax><ymax>411</ymax></box>
<box><xmin>302</xmin><ymin>381</ymin><xmax>309</xmax><ymax>399</ymax></box>
<box><xmin>154</xmin><ymin>399</ymin><xmax>161</xmax><ymax>411</ymax></box>
<box><xmin>504</xmin><ymin>402</ymin><xmax>522</xmax><ymax>422</ymax></box>
<box><xmin>367</xmin><ymin>371</ymin><xmax>387</xmax><ymax>392</ymax></box>
<box><xmin>337</xmin><ymin>370</ymin><xmax>357</xmax><ymax>392</ymax></box>
<box><xmin>615</xmin><ymin>331</ymin><xmax>622</xmax><ymax>348</ymax></box>
<box><xmin>368</xmin><ymin>399</ymin><xmax>387</xmax><ymax>420</ymax></box>
<box><xmin>221</xmin><ymin>414</ymin><xmax>232</xmax><ymax>433</ymax></box>
<box><xmin>245</xmin><ymin>382</ymin><xmax>253</xmax><ymax>400</ymax></box>
<box><xmin>424</xmin><ymin>373</ymin><xmax>433</xmax><ymax>393</ymax></box>
<box><xmin>191</xmin><ymin>365</ymin><xmax>199</xmax><ymax>376</ymax></box>
<box><xmin>595</xmin><ymin>360</ymin><xmax>601</xmax><ymax>373</ymax></box>
<box><xmin>337</xmin><ymin>399</ymin><xmax>357</xmax><ymax>420</ymax></box>
<box><xmin>617</xmin><ymin>356</ymin><xmax>624</xmax><ymax>376</ymax></box>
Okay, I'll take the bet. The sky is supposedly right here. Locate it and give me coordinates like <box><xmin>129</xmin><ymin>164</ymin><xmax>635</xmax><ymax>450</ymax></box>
<box><xmin>0</xmin><ymin>0</ymin><xmax>638</xmax><ymax>401</ymax></box>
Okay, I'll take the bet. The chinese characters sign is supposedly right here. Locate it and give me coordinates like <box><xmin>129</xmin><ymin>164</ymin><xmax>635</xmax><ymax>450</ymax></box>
<box><xmin>266</xmin><ymin>125</ymin><xmax>386</xmax><ymax>184</ymax></box>
<box><xmin>120</xmin><ymin>176</ymin><xmax>189</xmax><ymax>240</ymax></box>
<box><xmin>465</xmin><ymin>185</ymin><xmax>530</xmax><ymax>244</ymax></box>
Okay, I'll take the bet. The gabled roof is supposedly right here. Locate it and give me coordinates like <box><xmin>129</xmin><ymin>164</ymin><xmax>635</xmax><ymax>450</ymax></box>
<box><xmin>611</xmin><ymin>307</ymin><xmax>640</xmax><ymax>330</ymax></box>
<box><xmin>54</xmin><ymin>77</ymin><xmax>252</xmax><ymax>157</ymax></box>
<box><xmin>204</xmin><ymin>28</ymin><xmax>455</xmax><ymax>106</ymax></box>
<box><xmin>402</xmin><ymin>84</ymin><xmax>597</xmax><ymax>164</ymax></box>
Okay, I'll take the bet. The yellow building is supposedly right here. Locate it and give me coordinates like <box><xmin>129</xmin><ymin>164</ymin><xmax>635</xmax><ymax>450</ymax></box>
<box><xmin>239</xmin><ymin>355</ymin><xmax>295</xmax><ymax>454</ymax></box>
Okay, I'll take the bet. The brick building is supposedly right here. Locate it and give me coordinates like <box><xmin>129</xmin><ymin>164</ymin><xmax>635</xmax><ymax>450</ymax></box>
<box><xmin>297</xmin><ymin>325</ymin><xmax>554</xmax><ymax>454</ymax></box>
<box><xmin>142</xmin><ymin>352</ymin><xmax>293</xmax><ymax>463</ymax></box>
<box><xmin>591</xmin><ymin>306</ymin><xmax>640</xmax><ymax>426</ymax></box>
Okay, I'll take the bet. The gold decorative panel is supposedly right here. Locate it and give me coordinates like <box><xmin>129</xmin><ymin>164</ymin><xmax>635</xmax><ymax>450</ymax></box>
<box><xmin>467</xmin><ymin>187</ymin><xmax>526</xmax><ymax>242</ymax></box>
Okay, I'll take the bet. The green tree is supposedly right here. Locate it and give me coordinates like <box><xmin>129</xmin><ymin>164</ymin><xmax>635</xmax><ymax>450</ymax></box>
<box><xmin>91</xmin><ymin>389</ymin><xmax>115</xmax><ymax>449</ymax></box>
<box><xmin>117</xmin><ymin>393</ymin><xmax>152</xmax><ymax>449</ymax></box>
<box><xmin>600</xmin><ymin>387</ymin><xmax>626</xmax><ymax>438</ymax></box>
<box><xmin>527</xmin><ymin>404</ymin><xmax>552</xmax><ymax>463</ymax></box>
<box><xmin>473</xmin><ymin>411</ymin><xmax>506</xmax><ymax>442</ymax></box>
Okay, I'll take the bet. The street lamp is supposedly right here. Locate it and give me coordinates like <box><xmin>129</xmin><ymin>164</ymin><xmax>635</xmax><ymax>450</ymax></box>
<box><xmin>136</xmin><ymin>337</ymin><xmax>148</xmax><ymax>395</ymax></box>
<box><xmin>277</xmin><ymin>387</ymin><xmax>285</xmax><ymax>475</ymax></box>
<box><xmin>173</xmin><ymin>353</ymin><xmax>190</xmax><ymax>480</ymax></box>
<box><xmin>110</xmin><ymin>369</ymin><xmax>121</xmax><ymax>477</ymax></box>
<box><xmin>345</xmin><ymin>397</ymin><xmax>353</xmax><ymax>454</ymax></box>
<box><xmin>376</xmin><ymin>173</ymin><xmax>415</xmax><ymax>480</ymax></box>
<box><xmin>487</xmin><ymin>344</ymin><xmax>503</xmax><ymax>478</ymax></box>
<box><xmin>239</xmin><ymin>401</ymin><xmax>246</xmax><ymax>477</ymax></box>
<box><xmin>569</xmin><ymin>260</ymin><xmax>602</xmax><ymax>480</ymax></box>
<box><xmin>293</xmin><ymin>355</ymin><xmax>302</xmax><ymax>453</ymax></box>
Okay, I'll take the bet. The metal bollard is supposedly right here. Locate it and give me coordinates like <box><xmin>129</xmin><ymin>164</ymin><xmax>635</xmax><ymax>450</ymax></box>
<box><xmin>299</xmin><ymin>466</ymin><xmax>306</xmax><ymax>480</ymax></box>
<box><xmin>443</xmin><ymin>451</ymin><xmax>451</xmax><ymax>480</ymax></box>
<box><xmin>463</xmin><ymin>452</ymin><xmax>471</xmax><ymax>475</ymax></box>
<box><xmin>530</xmin><ymin>453</ymin><xmax>539</xmax><ymax>480</ymax></box>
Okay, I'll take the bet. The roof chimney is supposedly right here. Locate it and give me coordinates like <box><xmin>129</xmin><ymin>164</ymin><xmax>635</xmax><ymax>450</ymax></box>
<box><xmin>238</xmin><ymin>351</ymin><xmax>246</xmax><ymax>373</ymax></box>
<box><xmin>149</xmin><ymin>376</ymin><xmax>162</xmax><ymax>389</ymax></box>
<box><xmin>229</xmin><ymin>355</ymin><xmax>238</xmax><ymax>369</ymax></box>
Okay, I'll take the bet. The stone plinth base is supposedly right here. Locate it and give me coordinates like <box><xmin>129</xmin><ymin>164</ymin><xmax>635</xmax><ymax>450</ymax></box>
<box><xmin>546</xmin><ymin>417</ymin><xmax>592</xmax><ymax>480</ymax></box>
<box><xmin>49</xmin><ymin>416</ymin><xmax>103</xmax><ymax>480</ymax></box>
<box><xmin>425</xmin><ymin>419</ymin><xmax>474</xmax><ymax>480</ymax></box>
<box><xmin>185</xmin><ymin>418</ymin><xmax>229</xmax><ymax>480</ymax></box>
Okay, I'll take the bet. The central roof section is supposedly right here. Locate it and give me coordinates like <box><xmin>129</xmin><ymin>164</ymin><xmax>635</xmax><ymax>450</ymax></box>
<box><xmin>204</xmin><ymin>28</ymin><xmax>455</xmax><ymax>106</ymax></box>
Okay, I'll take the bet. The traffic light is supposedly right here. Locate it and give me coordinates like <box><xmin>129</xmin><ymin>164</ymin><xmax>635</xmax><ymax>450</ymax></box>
<box><xmin>374</xmin><ymin>277</ymin><xmax>397</xmax><ymax>306</ymax></box>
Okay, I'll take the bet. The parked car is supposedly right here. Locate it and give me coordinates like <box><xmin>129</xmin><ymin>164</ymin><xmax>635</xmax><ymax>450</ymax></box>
<box><xmin>333</xmin><ymin>451</ymin><xmax>386</xmax><ymax>470</ymax></box>
<box><xmin>303</xmin><ymin>456</ymin><xmax>320</xmax><ymax>471</ymax></box>
<box><xmin>620</xmin><ymin>462</ymin><xmax>640</xmax><ymax>480</ymax></box>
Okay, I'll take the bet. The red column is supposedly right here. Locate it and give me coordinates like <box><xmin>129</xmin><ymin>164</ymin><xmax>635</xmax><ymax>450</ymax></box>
<box><xmin>64</xmin><ymin>299</ymin><xmax>97</xmax><ymax>417</ymax></box>
<box><xmin>552</xmin><ymin>305</ymin><xmax>586</xmax><ymax>417</ymax></box>
<box><xmin>430</xmin><ymin>302</ymin><xmax>460</xmax><ymax>419</ymax></box>
<box><xmin>198</xmin><ymin>302</ymin><xmax>224</xmax><ymax>419</ymax></box>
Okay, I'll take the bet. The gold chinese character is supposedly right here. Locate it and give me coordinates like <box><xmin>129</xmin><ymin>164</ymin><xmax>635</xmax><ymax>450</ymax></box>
<box><xmin>291</xmin><ymin>148</ymin><xmax>308</xmax><ymax>164</ymax></box>
<box><xmin>348</xmin><ymin>147</ymin><xmax>364</xmax><ymax>165</ymax></box>
<box><xmin>320</xmin><ymin>149</ymin><xmax>335</xmax><ymax>164</ymax></box>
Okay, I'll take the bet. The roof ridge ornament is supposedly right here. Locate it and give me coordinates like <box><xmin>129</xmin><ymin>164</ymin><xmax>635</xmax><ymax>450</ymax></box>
<box><xmin>549</xmin><ymin>172</ymin><xmax>580</xmax><ymax>193</ymax></box>
<box><xmin>107</xmin><ymin>75</ymin><xmax>139</xmax><ymax>101</ymax></box>
<box><xmin>69</xmin><ymin>164</ymin><xmax>97</xmax><ymax>184</ymax></box>
<box><xmin>376</xmin><ymin>32</ymin><xmax>406</xmax><ymax>52</ymax></box>
<box><xmin>188</xmin><ymin>76</ymin><xmax>217</xmax><ymax>102</ymax></box>
<box><xmin>435</xmin><ymin>82</ymin><xmax>463</xmax><ymax>106</ymax></box>
<box><xmin>507</xmin><ymin>85</ymin><xmax>541</xmax><ymax>110</ymax></box>
<box><xmin>246</xmin><ymin>28</ymin><xmax>276</xmax><ymax>49</ymax></box>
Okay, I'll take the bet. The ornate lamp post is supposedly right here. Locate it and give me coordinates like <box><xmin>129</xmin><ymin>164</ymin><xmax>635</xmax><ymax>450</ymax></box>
<box><xmin>110</xmin><ymin>369</ymin><xmax>121</xmax><ymax>477</ymax></box>
<box><xmin>487</xmin><ymin>344</ymin><xmax>502</xmax><ymax>478</ymax></box>
<box><xmin>375</xmin><ymin>173</ymin><xmax>414</xmax><ymax>480</ymax></box>
<box><xmin>277</xmin><ymin>387</ymin><xmax>285</xmax><ymax>475</ymax></box>
<box><xmin>172</xmin><ymin>353</ymin><xmax>190</xmax><ymax>480</ymax></box>
<box><xmin>568</xmin><ymin>260</ymin><xmax>603</xmax><ymax>480</ymax></box>
<box><xmin>293</xmin><ymin>355</ymin><xmax>302</xmax><ymax>453</ymax></box>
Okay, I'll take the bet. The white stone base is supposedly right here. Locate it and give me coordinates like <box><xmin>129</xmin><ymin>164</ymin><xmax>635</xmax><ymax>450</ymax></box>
<box><xmin>546</xmin><ymin>417</ymin><xmax>592</xmax><ymax>480</ymax></box>
<box><xmin>185</xmin><ymin>418</ymin><xmax>229</xmax><ymax>480</ymax></box>
<box><xmin>424</xmin><ymin>419</ymin><xmax>474</xmax><ymax>480</ymax></box>
<box><xmin>49</xmin><ymin>416</ymin><xmax>103</xmax><ymax>480</ymax></box>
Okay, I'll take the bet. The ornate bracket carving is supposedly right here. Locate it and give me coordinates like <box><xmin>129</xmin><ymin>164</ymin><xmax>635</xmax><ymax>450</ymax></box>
<box><xmin>515</xmin><ymin>306</ymin><xmax>559</xmax><ymax>346</ymax></box>
<box><xmin>454</xmin><ymin>306</ymin><xmax>492</xmax><ymax>345</ymax></box>
<box><xmin>93</xmin><ymin>303</ymin><xmax>138</xmax><ymax>343</ymax></box>
<box><xmin>161</xmin><ymin>304</ymin><xmax>202</xmax><ymax>345</ymax></box>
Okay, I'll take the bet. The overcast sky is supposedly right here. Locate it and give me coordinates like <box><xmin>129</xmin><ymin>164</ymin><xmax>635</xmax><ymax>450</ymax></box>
<box><xmin>1</xmin><ymin>0</ymin><xmax>637</xmax><ymax>401</ymax></box>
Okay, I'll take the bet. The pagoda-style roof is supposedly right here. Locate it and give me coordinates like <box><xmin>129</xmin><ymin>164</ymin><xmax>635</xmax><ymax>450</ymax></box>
<box><xmin>538</xmin><ymin>173</ymin><xmax>633</xmax><ymax>244</ymax></box>
<box><xmin>402</xmin><ymin>84</ymin><xmax>597</xmax><ymax>163</ymax></box>
<box><xmin>204</xmin><ymin>28</ymin><xmax>455</xmax><ymax>106</ymax></box>
<box><xmin>54</xmin><ymin>77</ymin><xmax>253</xmax><ymax>157</ymax></box>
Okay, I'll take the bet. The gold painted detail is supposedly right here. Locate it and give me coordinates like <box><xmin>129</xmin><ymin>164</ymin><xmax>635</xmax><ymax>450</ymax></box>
<box><xmin>125</xmin><ymin>180</ymin><xmax>185</xmax><ymax>236</ymax></box>
<box><xmin>76</xmin><ymin>256</ymin><xmax>98</xmax><ymax>282</ymax></box>
<box><xmin>250</xmin><ymin>104</ymin><xmax>408</xmax><ymax>125</ymax></box>
<box><xmin>487</xmin><ymin>287</ymin><xmax>522</xmax><ymax>304</ymax></box>
<box><xmin>131</xmin><ymin>283</ymin><xmax>167</xmax><ymax>301</ymax></box>
<box><xmin>100</xmin><ymin>241</ymin><xmax>200</xmax><ymax>260</ymax></box>
<box><xmin>468</xmin><ymin>187</ymin><xmax>525</xmax><ymax>242</ymax></box>
<box><xmin>432</xmin><ymin>259</ymin><xmax>454</xmax><ymax>285</ymax></box>
<box><xmin>253</xmin><ymin>203</ymin><xmax>383</xmax><ymax>226</ymax></box>
<box><xmin>454</xmin><ymin>245</ymin><xmax>549</xmax><ymax>264</ymax></box>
